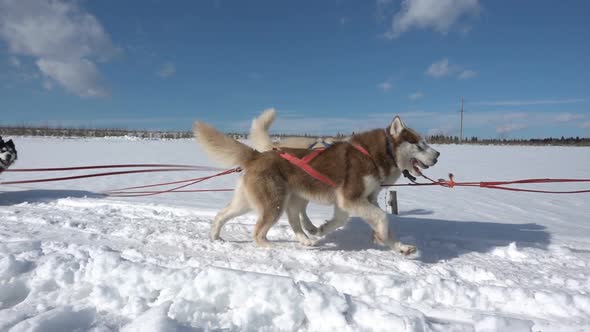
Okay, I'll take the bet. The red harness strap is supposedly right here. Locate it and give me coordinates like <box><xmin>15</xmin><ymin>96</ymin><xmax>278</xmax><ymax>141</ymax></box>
<box><xmin>351</xmin><ymin>144</ymin><xmax>370</xmax><ymax>157</ymax></box>
<box><xmin>278</xmin><ymin>143</ymin><xmax>370</xmax><ymax>187</ymax></box>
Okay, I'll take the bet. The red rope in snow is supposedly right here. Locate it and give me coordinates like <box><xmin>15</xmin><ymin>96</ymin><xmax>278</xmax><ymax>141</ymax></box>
<box><xmin>388</xmin><ymin>173</ymin><xmax>590</xmax><ymax>194</ymax></box>
<box><xmin>3</xmin><ymin>164</ymin><xmax>221</xmax><ymax>172</ymax></box>
<box><xmin>0</xmin><ymin>168</ymin><xmax>205</xmax><ymax>185</ymax></box>
<box><xmin>3</xmin><ymin>163</ymin><xmax>588</xmax><ymax>195</ymax></box>
<box><xmin>0</xmin><ymin>163</ymin><xmax>223</xmax><ymax>186</ymax></box>
<box><xmin>104</xmin><ymin>167</ymin><xmax>241</xmax><ymax>197</ymax></box>
<box><xmin>0</xmin><ymin>163</ymin><xmax>240</xmax><ymax>195</ymax></box>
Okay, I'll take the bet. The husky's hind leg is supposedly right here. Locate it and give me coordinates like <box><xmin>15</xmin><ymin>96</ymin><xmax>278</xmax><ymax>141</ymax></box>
<box><xmin>253</xmin><ymin>206</ymin><xmax>284</xmax><ymax>248</ymax></box>
<box><xmin>249</xmin><ymin>179</ymin><xmax>287</xmax><ymax>247</ymax></box>
<box><xmin>211</xmin><ymin>179</ymin><xmax>250</xmax><ymax>241</ymax></box>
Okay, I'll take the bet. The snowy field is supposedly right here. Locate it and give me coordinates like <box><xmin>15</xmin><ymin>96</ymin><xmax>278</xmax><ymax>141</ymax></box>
<box><xmin>1</xmin><ymin>136</ymin><xmax>590</xmax><ymax>332</ymax></box>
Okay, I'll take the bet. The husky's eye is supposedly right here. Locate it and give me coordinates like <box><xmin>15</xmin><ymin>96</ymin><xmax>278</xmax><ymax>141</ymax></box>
<box><xmin>416</xmin><ymin>145</ymin><xmax>424</xmax><ymax>151</ymax></box>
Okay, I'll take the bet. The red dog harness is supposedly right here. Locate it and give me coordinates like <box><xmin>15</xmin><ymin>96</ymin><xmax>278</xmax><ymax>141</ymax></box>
<box><xmin>278</xmin><ymin>144</ymin><xmax>371</xmax><ymax>188</ymax></box>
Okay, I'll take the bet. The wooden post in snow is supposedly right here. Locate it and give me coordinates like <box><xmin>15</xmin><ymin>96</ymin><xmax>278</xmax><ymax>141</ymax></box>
<box><xmin>388</xmin><ymin>190</ymin><xmax>398</xmax><ymax>215</ymax></box>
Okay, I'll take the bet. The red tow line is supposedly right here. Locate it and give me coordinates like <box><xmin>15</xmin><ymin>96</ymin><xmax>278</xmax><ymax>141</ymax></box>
<box><xmin>2</xmin><ymin>163</ymin><xmax>590</xmax><ymax>196</ymax></box>
<box><xmin>0</xmin><ymin>164</ymin><xmax>240</xmax><ymax>197</ymax></box>
<box><xmin>0</xmin><ymin>164</ymin><xmax>224</xmax><ymax>186</ymax></box>
<box><xmin>104</xmin><ymin>167</ymin><xmax>241</xmax><ymax>197</ymax></box>
<box><xmin>392</xmin><ymin>168</ymin><xmax>590</xmax><ymax>194</ymax></box>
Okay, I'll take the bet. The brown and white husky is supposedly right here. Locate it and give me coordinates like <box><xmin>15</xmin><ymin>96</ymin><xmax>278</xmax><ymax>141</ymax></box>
<box><xmin>193</xmin><ymin>111</ymin><xmax>439</xmax><ymax>255</ymax></box>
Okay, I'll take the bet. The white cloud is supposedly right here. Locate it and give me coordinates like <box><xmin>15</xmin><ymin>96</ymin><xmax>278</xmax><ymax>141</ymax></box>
<box><xmin>387</xmin><ymin>0</ymin><xmax>481</xmax><ymax>38</ymax></box>
<box><xmin>157</xmin><ymin>62</ymin><xmax>176</xmax><ymax>78</ymax></box>
<box><xmin>37</xmin><ymin>58</ymin><xmax>107</xmax><ymax>97</ymax></box>
<box><xmin>502</xmin><ymin>112</ymin><xmax>529</xmax><ymax>121</ymax></box>
<box><xmin>426</xmin><ymin>58</ymin><xmax>477</xmax><ymax>79</ymax></box>
<box><xmin>458</xmin><ymin>69</ymin><xmax>477</xmax><ymax>80</ymax></box>
<box><xmin>409</xmin><ymin>91</ymin><xmax>424</xmax><ymax>101</ymax></box>
<box><xmin>580</xmin><ymin>122</ymin><xmax>590</xmax><ymax>129</ymax></box>
<box><xmin>470</xmin><ymin>99</ymin><xmax>585</xmax><ymax>106</ymax></box>
<box><xmin>496</xmin><ymin>123</ymin><xmax>527</xmax><ymax>134</ymax></box>
<box><xmin>426</xmin><ymin>58</ymin><xmax>452</xmax><ymax>77</ymax></box>
<box><xmin>42</xmin><ymin>79</ymin><xmax>53</xmax><ymax>91</ymax></box>
<box><xmin>555</xmin><ymin>113</ymin><xmax>585</xmax><ymax>123</ymax></box>
<box><xmin>377</xmin><ymin>81</ymin><xmax>393</xmax><ymax>92</ymax></box>
<box><xmin>0</xmin><ymin>0</ymin><xmax>118</xmax><ymax>97</ymax></box>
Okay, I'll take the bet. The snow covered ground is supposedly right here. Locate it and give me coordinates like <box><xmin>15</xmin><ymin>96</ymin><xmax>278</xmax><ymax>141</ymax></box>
<box><xmin>1</xmin><ymin>136</ymin><xmax>590</xmax><ymax>331</ymax></box>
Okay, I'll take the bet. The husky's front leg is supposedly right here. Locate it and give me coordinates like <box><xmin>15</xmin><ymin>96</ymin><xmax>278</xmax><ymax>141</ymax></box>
<box><xmin>285</xmin><ymin>198</ymin><xmax>315</xmax><ymax>246</ymax></box>
<box><xmin>342</xmin><ymin>200</ymin><xmax>416</xmax><ymax>255</ymax></box>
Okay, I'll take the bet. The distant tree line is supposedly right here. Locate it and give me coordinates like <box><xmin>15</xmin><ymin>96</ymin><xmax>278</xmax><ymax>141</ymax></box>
<box><xmin>272</xmin><ymin>132</ymin><xmax>350</xmax><ymax>139</ymax></box>
<box><xmin>0</xmin><ymin>125</ymin><xmax>249</xmax><ymax>140</ymax></box>
<box><xmin>1</xmin><ymin>125</ymin><xmax>588</xmax><ymax>146</ymax></box>
<box><xmin>0</xmin><ymin>125</ymin><xmax>195</xmax><ymax>139</ymax></box>
<box><xmin>427</xmin><ymin>135</ymin><xmax>590</xmax><ymax>146</ymax></box>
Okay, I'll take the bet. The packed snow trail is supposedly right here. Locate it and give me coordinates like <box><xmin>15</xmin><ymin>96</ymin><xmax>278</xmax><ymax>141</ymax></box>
<box><xmin>1</xmin><ymin>137</ymin><xmax>589</xmax><ymax>331</ymax></box>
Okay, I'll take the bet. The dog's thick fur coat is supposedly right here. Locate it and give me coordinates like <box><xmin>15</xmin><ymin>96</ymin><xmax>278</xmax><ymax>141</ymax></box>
<box><xmin>249</xmin><ymin>109</ymin><xmax>398</xmax><ymax>237</ymax></box>
<box><xmin>194</xmin><ymin>114</ymin><xmax>439</xmax><ymax>254</ymax></box>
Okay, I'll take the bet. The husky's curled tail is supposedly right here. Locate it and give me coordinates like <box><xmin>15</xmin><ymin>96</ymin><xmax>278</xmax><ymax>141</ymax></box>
<box><xmin>193</xmin><ymin>122</ymin><xmax>258</xmax><ymax>168</ymax></box>
<box><xmin>249</xmin><ymin>108</ymin><xmax>276</xmax><ymax>152</ymax></box>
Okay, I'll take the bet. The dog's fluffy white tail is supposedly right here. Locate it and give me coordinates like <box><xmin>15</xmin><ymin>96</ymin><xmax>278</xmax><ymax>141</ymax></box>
<box><xmin>249</xmin><ymin>108</ymin><xmax>276</xmax><ymax>152</ymax></box>
<box><xmin>193</xmin><ymin>122</ymin><xmax>258</xmax><ymax>167</ymax></box>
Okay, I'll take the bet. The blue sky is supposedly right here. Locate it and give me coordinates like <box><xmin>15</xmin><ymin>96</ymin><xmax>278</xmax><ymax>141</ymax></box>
<box><xmin>1</xmin><ymin>0</ymin><xmax>589</xmax><ymax>138</ymax></box>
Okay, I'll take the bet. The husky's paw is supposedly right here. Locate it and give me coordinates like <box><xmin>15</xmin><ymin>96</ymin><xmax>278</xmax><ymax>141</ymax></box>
<box><xmin>303</xmin><ymin>228</ymin><xmax>320</xmax><ymax>241</ymax></box>
<box><xmin>210</xmin><ymin>233</ymin><xmax>224</xmax><ymax>242</ymax></box>
<box><xmin>314</xmin><ymin>223</ymin><xmax>332</xmax><ymax>237</ymax></box>
<box><xmin>303</xmin><ymin>226</ymin><xmax>320</xmax><ymax>236</ymax></box>
<box><xmin>295</xmin><ymin>233</ymin><xmax>315</xmax><ymax>246</ymax></box>
<box><xmin>255</xmin><ymin>238</ymin><xmax>273</xmax><ymax>248</ymax></box>
<box><xmin>305</xmin><ymin>233</ymin><xmax>320</xmax><ymax>243</ymax></box>
<box><xmin>300</xmin><ymin>238</ymin><xmax>317</xmax><ymax>247</ymax></box>
<box><xmin>304</xmin><ymin>224</ymin><xmax>321</xmax><ymax>237</ymax></box>
<box><xmin>394</xmin><ymin>242</ymin><xmax>417</xmax><ymax>256</ymax></box>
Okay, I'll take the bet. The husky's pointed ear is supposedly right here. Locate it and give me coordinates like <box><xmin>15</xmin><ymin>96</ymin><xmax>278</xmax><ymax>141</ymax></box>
<box><xmin>389</xmin><ymin>116</ymin><xmax>406</xmax><ymax>138</ymax></box>
<box><xmin>7</xmin><ymin>140</ymin><xmax>15</xmax><ymax>149</ymax></box>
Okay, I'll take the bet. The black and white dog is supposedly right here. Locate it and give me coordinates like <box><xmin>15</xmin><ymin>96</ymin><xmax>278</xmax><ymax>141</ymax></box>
<box><xmin>0</xmin><ymin>136</ymin><xmax>17</xmax><ymax>172</ymax></box>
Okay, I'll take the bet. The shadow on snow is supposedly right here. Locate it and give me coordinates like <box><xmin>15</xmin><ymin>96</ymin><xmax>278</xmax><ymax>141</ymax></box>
<box><xmin>0</xmin><ymin>190</ymin><xmax>104</xmax><ymax>206</ymax></box>
<box><xmin>315</xmin><ymin>211</ymin><xmax>550</xmax><ymax>264</ymax></box>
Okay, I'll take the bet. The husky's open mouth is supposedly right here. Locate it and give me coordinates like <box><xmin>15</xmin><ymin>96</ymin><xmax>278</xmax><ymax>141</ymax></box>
<box><xmin>411</xmin><ymin>158</ymin><xmax>429</xmax><ymax>171</ymax></box>
<box><xmin>0</xmin><ymin>157</ymin><xmax>10</xmax><ymax>168</ymax></box>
